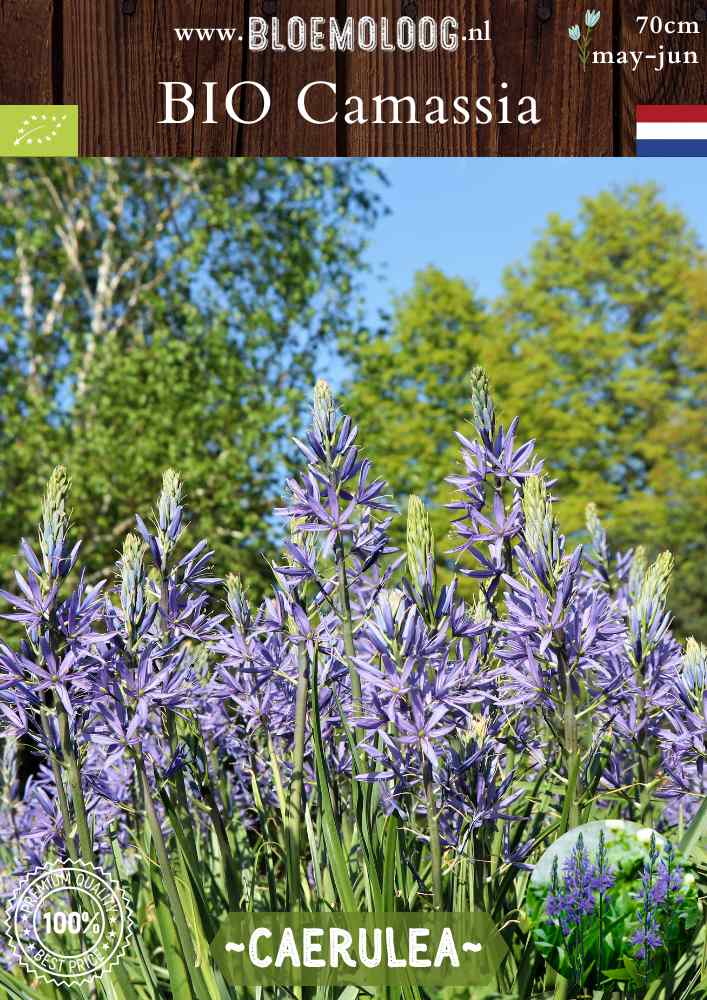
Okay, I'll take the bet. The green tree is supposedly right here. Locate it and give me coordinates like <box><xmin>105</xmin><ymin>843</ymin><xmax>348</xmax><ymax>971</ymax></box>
<box><xmin>488</xmin><ymin>184</ymin><xmax>706</xmax><ymax>637</ymax></box>
<box><xmin>656</xmin><ymin>264</ymin><xmax>707</xmax><ymax>639</ymax></box>
<box><xmin>342</xmin><ymin>266</ymin><xmax>489</xmax><ymax>561</ymax></box>
<box><xmin>0</xmin><ymin>159</ymin><xmax>383</xmax><ymax>590</ymax></box>
<box><xmin>345</xmin><ymin>187</ymin><xmax>706</xmax><ymax>636</ymax></box>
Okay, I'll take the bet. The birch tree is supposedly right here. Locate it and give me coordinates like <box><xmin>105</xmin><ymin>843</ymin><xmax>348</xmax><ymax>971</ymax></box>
<box><xmin>0</xmin><ymin>158</ymin><xmax>383</xmax><ymax>590</ymax></box>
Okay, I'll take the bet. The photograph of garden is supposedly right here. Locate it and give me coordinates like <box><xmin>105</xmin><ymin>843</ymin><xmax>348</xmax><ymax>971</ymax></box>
<box><xmin>0</xmin><ymin>159</ymin><xmax>704</xmax><ymax>1000</ymax></box>
<box><xmin>528</xmin><ymin>822</ymin><xmax>701</xmax><ymax>992</ymax></box>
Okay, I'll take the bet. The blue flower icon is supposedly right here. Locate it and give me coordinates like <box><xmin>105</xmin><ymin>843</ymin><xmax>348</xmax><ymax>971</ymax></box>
<box><xmin>568</xmin><ymin>9</ymin><xmax>601</xmax><ymax>70</ymax></box>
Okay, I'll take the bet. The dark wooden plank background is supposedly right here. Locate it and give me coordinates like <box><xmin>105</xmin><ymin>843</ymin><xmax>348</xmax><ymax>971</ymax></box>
<box><xmin>618</xmin><ymin>0</ymin><xmax>707</xmax><ymax>152</ymax></box>
<box><xmin>0</xmin><ymin>0</ymin><xmax>55</xmax><ymax>105</ymax></box>
<box><xmin>0</xmin><ymin>0</ymin><xmax>705</xmax><ymax>155</ymax></box>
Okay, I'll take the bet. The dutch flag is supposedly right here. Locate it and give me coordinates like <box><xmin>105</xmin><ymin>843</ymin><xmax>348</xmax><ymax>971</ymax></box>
<box><xmin>636</xmin><ymin>106</ymin><xmax>707</xmax><ymax>157</ymax></box>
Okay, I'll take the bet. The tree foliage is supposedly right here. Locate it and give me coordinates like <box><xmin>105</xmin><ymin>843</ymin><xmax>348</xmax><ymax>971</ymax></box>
<box><xmin>342</xmin><ymin>267</ymin><xmax>489</xmax><ymax>561</ymax></box>
<box><xmin>0</xmin><ymin>158</ymin><xmax>383</xmax><ymax>590</ymax></box>
<box><xmin>345</xmin><ymin>186</ymin><xmax>707</xmax><ymax>636</ymax></box>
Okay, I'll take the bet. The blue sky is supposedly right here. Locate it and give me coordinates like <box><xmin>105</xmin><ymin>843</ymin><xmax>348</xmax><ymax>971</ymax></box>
<box><xmin>359</xmin><ymin>158</ymin><xmax>707</xmax><ymax>325</ymax></box>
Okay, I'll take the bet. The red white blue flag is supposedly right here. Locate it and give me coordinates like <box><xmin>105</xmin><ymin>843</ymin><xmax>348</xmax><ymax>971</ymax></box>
<box><xmin>636</xmin><ymin>106</ymin><xmax>707</xmax><ymax>156</ymax></box>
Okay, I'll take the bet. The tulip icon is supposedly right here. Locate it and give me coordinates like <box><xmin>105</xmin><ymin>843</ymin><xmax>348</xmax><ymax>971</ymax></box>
<box><xmin>568</xmin><ymin>9</ymin><xmax>601</xmax><ymax>70</ymax></box>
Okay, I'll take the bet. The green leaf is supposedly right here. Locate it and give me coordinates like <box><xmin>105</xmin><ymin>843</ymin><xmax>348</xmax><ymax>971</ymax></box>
<box><xmin>0</xmin><ymin>970</ymin><xmax>50</xmax><ymax>1000</ymax></box>
<box><xmin>310</xmin><ymin>653</ymin><xmax>357</xmax><ymax>912</ymax></box>
<box><xmin>150</xmin><ymin>871</ymin><xmax>195</xmax><ymax>1000</ymax></box>
<box><xmin>680</xmin><ymin>794</ymin><xmax>707</xmax><ymax>858</ymax></box>
<box><xmin>382</xmin><ymin>814</ymin><xmax>399</xmax><ymax>913</ymax></box>
<box><xmin>336</xmin><ymin>692</ymin><xmax>383</xmax><ymax>910</ymax></box>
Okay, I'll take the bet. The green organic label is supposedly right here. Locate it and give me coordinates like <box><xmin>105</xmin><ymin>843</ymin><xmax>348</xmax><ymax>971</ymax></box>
<box><xmin>212</xmin><ymin>912</ymin><xmax>507</xmax><ymax>988</ymax></box>
<box><xmin>0</xmin><ymin>106</ymin><xmax>78</xmax><ymax>156</ymax></box>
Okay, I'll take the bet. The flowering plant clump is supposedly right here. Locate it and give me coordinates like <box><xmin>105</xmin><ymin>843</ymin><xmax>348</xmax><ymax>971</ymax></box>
<box><xmin>0</xmin><ymin>369</ymin><xmax>705</xmax><ymax>999</ymax></box>
<box><xmin>544</xmin><ymin>831</ymin><xmax>615</xmax><ymax>983</ymax></box>
<box><xmin>529</xmin><ymin>822</ymin><xmax>700</xmax><ymax>991</ymax></box>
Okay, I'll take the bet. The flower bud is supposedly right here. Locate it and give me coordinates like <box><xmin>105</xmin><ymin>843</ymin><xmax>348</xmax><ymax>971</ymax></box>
<box><xmin>469</xmin><ymin>366</ymin><xmax>495</xmax><ymax>443</ymax></box>
<box><xmin>585</xmin><ymin>502</ymin><xmax>608</xmax><ymax>565</ymax></box>
<box><xmin>637</xmin><ymin>550</ymin><xmax>673</xmax><ymax>622</ymax></box>
<box><xmin>313</xmin><ymin>378</ymin><xmax>335</xmax><ymax>442</ymax></box>
<box><xmin>39</xmin><ymin>465</ymin><xmax>70</xmax><ymax>579</ymax></box>
<box><xmin>585</xmin><ymin>502</ymin><xmax>600</xmax><ymax>543</ymax></box>
<box><xmin>158</xmin><ymin>469</ymin><xmax>183</xmax><ymax>535</ymax></box>
<box><xmin>471</xmin><ymin>594</ymin><xmax>491</xmax><ymax>625</ymax></box>
<box><xmin>226</xmin><ymin>572</ymin><xmax>251</xmax><ymax>630</ymax></box>
<box><xmin>407</xmin><ymin>494</ymin><xmax>435</xmax><ymax>592</ymax></box>
<box><xmin>119</xmin><ymin>532</ymin><xmax>146</xmax><ymax>630</ymax></box>
<box><xmin>682</xmin><ymin>637</ymin><xmax>707</xmax><ymax>703</ymax></box>
<box><xmin>1</xmin><ymin>736</ymin><xmax>18</xmax><ymax>802</ymax></box>
<box><xmin>522</xmin><ymin>475</ymin><xmax>555</xmax><ymax>561</ymax></box>
<box><xmin>628</xmin><ymin>546</ymin><xmax>647</xmax><ymax>600</ymax></box>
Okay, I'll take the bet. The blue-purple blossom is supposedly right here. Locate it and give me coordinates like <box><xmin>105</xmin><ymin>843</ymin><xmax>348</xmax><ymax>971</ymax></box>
<box><xmin>547</xmin><ymin>834</ymin><xmax>597</xmax><ymax>932</ymax></box>
<box><xmin>632</xmin><ymin>834</ymin><xmax>664</xmax><ymax>960</ymax></box>
<box><xmin>0</xmin><ymin>366</ymin><xmax>703</xmax><ymax>981</ymax></box>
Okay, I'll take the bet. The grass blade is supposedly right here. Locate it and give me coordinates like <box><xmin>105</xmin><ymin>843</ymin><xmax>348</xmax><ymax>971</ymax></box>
<box><xmin>311</xmin><ymin>651</ymin><xmax>357</xmax><ymax>911</ymax></box>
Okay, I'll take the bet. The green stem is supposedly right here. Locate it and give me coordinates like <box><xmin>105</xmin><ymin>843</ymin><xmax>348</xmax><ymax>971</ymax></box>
<box><xmin>423</xmin><ymin>760</ymin><xmax>443</xmax><ymax>910</ymax></box>
<box><xmin>335</xmin><ymin>537</ymin><xmax>362</xmax><ymax>719</ymax></box>
<box><xmin>41</xmin><ymin>711</ymin><xmax>79</xmax><ymax>863</ymax></box>
<box><xmin>57</xmin><ymin>703</ymin><xmax>94</xmax><ymax>864</ymax></box>
<box><xmin>561</xmin><ymin>658</ymin><xmax>582</xmax><ymax>832</ymax></box>
<box><xmin>286</xmin><ymin>644</ymin><xmax>310</xmax><ymax>910</ymax></box>
<box><xmin>598</xmin><ymin>892</ymin><xmax>603</xmax><ymax>985</ymax></box>
<box><xmin>160</xmin><ymin>577</ymin><xmax>192</xmax><ymax>823</ymax></box>
<box><xmin>203</xmin><ymin>781</ymin><xmax>242</xmax><ymax>910</ymax></box>
<box><xmin>137</xmin><ymin>754</ymin><xmax>197</xmax><ymax>969</ymax></box>
<box><xmin>195</xmin><ymin>720</ymin><xmax>242</xmax><ymax>910</ymax></box>
<box><xmin>560</xmin><ymin>752</ymin><xmax>581</xmax><ymax>837</ymax></box>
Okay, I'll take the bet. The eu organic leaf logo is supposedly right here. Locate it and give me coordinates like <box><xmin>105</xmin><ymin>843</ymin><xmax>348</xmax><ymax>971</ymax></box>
<box><xmin>14</xmin><ymin>112</ymin><xmax>68</xmax><ymax>149</ymax></box>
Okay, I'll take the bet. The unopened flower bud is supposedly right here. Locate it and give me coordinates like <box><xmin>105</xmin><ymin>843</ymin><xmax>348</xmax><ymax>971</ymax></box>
<box><xmin>469</xmin><ymin>366</ymin><xmax>496</xmax><ymax>443</ymax></box>
<box><xmin>158</xmin><ymin>469</ymin><xmax>183</xmax><ymax>534</ymax></box>
<box><xmin>119</xmin><ymin>532</ymin><xmax>146</xmax><ymax>628</ymax></box>
<box><xmin>313</xmin><ymin>378</ymin><xmax>335</xmax><ymax>442</ymax></box>
<box><xmin>1</xmin><ymin>736</ymin><xmax>18</xmax><ymax>802</ymax></box>
<box><xmin>585</xmin><ymin>501</ymin><xmax>609</xmax><ymax>566</ymax></box>
<box><xmin>628</xmin><ymin>546</ymin><xmax>647</xmax><ymax>600</ymax></box>
<box><xmin>637</xmin><ymin>550</ymin><xmax>673</xmax><ymax>621</ymax></box>
<box><xmin>682</xmin><ymin>636</ymin><xmax>706</xmax><ymax>703</ymax></box>
<box><xmin>585</xmin><ymin>502</ymin><xmax>600</xmax><ymax>543</ymax></box>
<box><xmin>226</xmin><ymin>572</ymin><xmax>251</xmax><ymax>629</ymax></box>
<box><xmin>39</xmin><ymin>465</ymin><xmax>71</xmax><ymax>579</ymax></box>
<box><xmin>522</xmin><ymin>476</ymin><xmax>555</xmax><ymax>561</ymax></box>
<box><xmin>407</xmin><ymin>494</ymin><xmax>435</xmax><ymax>592</ymax></box>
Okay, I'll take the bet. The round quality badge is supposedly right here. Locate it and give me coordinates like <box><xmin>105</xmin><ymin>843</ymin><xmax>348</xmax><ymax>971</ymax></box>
<box><xmin>5</xmin><ymin>862</ymin><xmax>133</xmax><ymax>985</ymax></box>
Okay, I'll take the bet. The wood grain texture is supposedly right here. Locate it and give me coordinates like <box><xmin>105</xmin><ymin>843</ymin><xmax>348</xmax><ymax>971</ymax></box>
<box><xmin>618</xmin><ymin>0</ymin><xmax>707</xmax><ymax>154</ymax></box>
<box><xmin>239</xmin><ymin>0</ymin><xmax>337</xmax><ymax>155</ymax></box>
<box><xmin>486</xmin><ymin>0</ymin><xmax>614</xmax><ymax>156</ymax></box>
<box><xmin>63</xmin><ymin>0</ymin><xmax>248</xmax><ymax>155</ymax></box>
<box><xmin>1</xmin><ymin>0</ymin><xmax>706</xmax><ymax>154</ymax></box>
<box><xmin>345</xmin><ymin>0</ymin><xmax>473</xmax><ymax>155</ymax></box>
<box><xmin>159</xmin><ymin>0</ymin><xmax>245</xmax><ymax>156</ymax></box>
<box><xmin>0</xmin><ymin>0</ymin><xmax>55</xmax><ymax>104</ymax></box>
<box><xmin>346</xmin><ymin>1</ymin><xmax>613</xmax><ymax>156</ymax></box>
